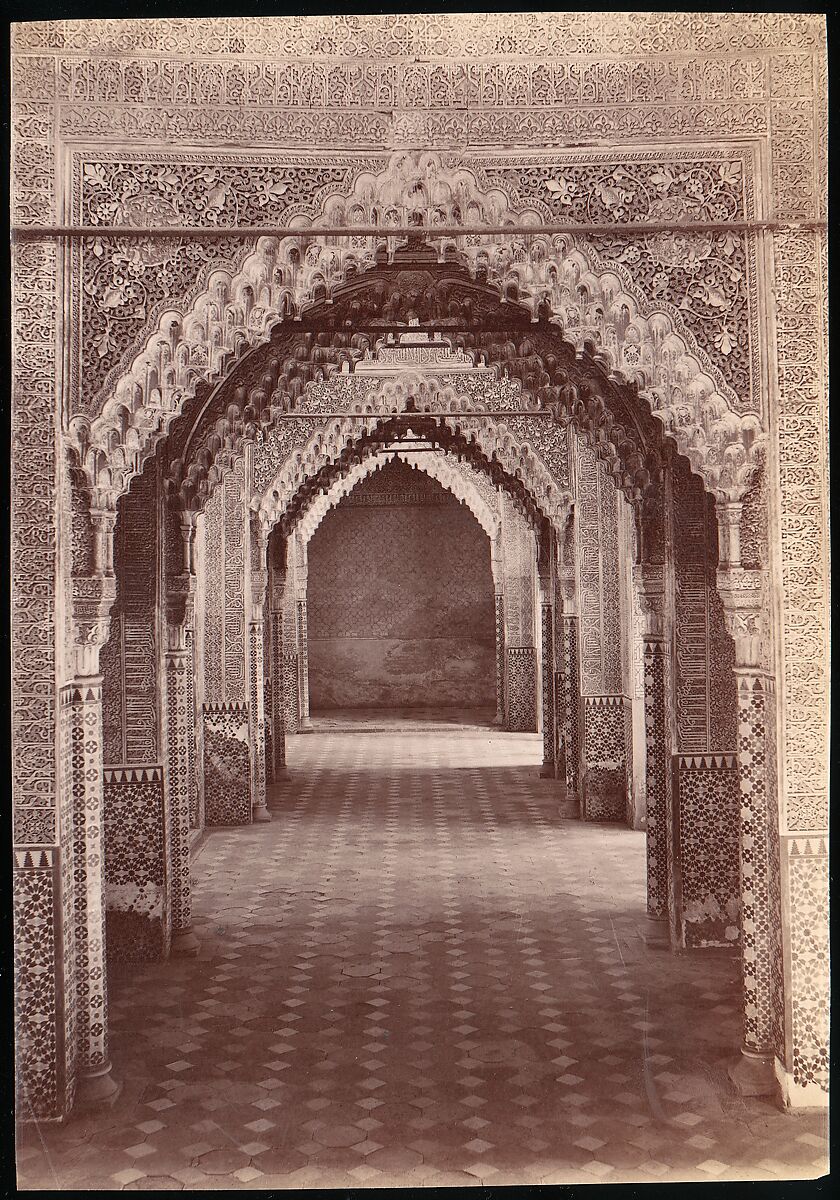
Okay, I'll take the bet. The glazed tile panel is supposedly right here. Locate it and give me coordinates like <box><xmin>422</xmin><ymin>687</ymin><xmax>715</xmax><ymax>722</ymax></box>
<box><xmin>202</xmin><ymin>703</ymin><xmax>252</xmax><ymax>826</ymax></box>
<box><xmin>104</xmin><ymin>767</ymin><xmax>168</xmax><ymax>962</ymax></box>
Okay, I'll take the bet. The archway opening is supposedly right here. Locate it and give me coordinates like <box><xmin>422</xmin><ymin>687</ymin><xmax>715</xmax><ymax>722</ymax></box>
<box><xmin>306</xmin><ymin>456</ymin><xmax>497</xmax><ymax>724</ymax></box>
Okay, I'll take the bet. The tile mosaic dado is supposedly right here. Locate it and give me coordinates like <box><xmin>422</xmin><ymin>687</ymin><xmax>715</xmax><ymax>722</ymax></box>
<box><xmin>17</xmin><ymin>720</ymin><xmax>827</xmax><ymax>1189</ymax></box>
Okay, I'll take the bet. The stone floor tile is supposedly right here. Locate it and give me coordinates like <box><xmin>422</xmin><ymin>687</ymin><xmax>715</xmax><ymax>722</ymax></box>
<box><xmin>16</xmin><ymin>721</ymin><xmax>829</xmax><ymax>1189</ymax></box>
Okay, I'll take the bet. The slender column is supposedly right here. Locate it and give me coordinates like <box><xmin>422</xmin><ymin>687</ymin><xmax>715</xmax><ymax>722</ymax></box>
<box><xmin>249</xmin><ymin>520</ymin><xmax>271</xmax><ymax>822</ymax></box>
<box><xmin>263</xmin><ymin>617</ymin><xmax>274</xmax><ymax>785</ymax></box>
<box><xmin>490</xmin><ymin>536</ymin><xmax>506</xmax><ymax>726</ymax></box>
<box><xmin>297</xmin><ymin>598</ymin><xmax>311</xmax><ymax>729</ymax></box>
<box><xmin>164</xmin><ymin>517</ymin><xmax>200</xmax><ymax>955</ymax></box>
<box><xmin>493</xmin><ymin>591</ymin><xmax>506</xmax><ymax>725</ymax></box>
<box><xmin>634</xmin><ymin>564</ymin><xmax>672</xmax><ymax>928</ymax></box>
<box><xmin>70</xmin><ymin>543</ymin><xmax>119</xmax><ymax>1107</ymax></box>
<box><xmin>164</xmin><ymin>616</ymin><xmax>200</xmax><ymax>954</ymax></box>
<box><xmin>271</xmin><ymin>611</ymin><xmax>289</xmax><ymax>779</ymax></box>
<box><xmin>268</xmin><ymin>535</ymin><xmax>290</xmax><ymax>790</ymax></box>
<box><xmin>557</xmin><ymin>511</ymin><xmax>580</xmax><ymax>814</ymax></box>
<box><xmin>718</xmin><ymin>561</ymin><xmax>779</xmax><ymax>1096</ymax></box>
<box><xmin>540</xmin><ymin>595</ymin><xmax>555</xmax><ymax>775</ymax></box>
<box><xmin>538</xmin><ymin>527</ymin><xmax>556</xmax><ymax>777</ymax></box>
<box><xmin>249</xmin><ymin>617</ymin><xmax>270</xmax><ymax>820</ymax></box>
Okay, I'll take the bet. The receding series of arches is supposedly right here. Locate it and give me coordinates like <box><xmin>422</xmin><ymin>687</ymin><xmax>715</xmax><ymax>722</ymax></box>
<box><xmin>42</xmin><ymin>236</ymin><xmax>783</xmax><ymax>1126</ymax></box>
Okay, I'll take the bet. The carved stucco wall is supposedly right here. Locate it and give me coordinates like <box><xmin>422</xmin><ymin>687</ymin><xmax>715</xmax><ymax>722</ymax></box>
<box><xmin>100</xmin><ymin>469</ymin><xmax>161</xmax><ymax>766</ymax></box>
<box><xmin>10</xmin><ymin>14</ymin><xmax>828</xmax><ymax>1114</ymax></box>
<box><xmin>307</xmin><ymin>459</ymin><xmax>496</xmax><ymax>711</ymax></box>
<box><xmin>200</xmin><ymin>456</ymin><xmax>247</xmax><ymax>706</ymax></box>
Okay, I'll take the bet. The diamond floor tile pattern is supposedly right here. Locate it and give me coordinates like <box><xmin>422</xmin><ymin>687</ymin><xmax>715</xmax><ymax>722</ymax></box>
<box><xmin>17</xmin><ymin>719</ymin><xmax>828</xmax><ymax>1188</ymax></box>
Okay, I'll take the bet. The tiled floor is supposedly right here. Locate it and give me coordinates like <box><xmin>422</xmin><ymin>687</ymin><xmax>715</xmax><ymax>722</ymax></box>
<box><xmin>17</xmin><ymin>719</ymin><xmax>828</xmax><ymax>1189</ymax></box>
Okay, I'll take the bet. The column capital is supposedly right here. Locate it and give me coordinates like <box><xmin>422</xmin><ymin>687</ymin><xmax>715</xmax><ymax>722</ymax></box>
<box><xmin>250</xmin><ymin>512</ymin><xmax>270</xmax><ymax>568</ymax></box>
<box><xmin>633</xmin><ymin>562</ymin><xmax>667</xmax><ymax>641</ymax></box>
<box><xmin>179</xmin><ymin>517</ymin><xmax>197</xmax><ymax>574</ymax></box>
<box><xmin>715</xmin><ymin>497</ymin><xmax>745</xmax><ymax>569</ymax></box>
<box><xmin>71</xmin><ymin>573</ymin><xmax>117</xmax><ymax>676</ymax></box>
<box><xmin>166</xmin><ymin>573</ymin><xmax>196</xmax><ymax>633</ymax></box>
<box><xmin>269</xmin><ymin>577</ymin><xmax>287</xmax><ymax>613</ymax></box>
<box><xmin>88</xmin><ymin>505</ymin><xmax>118</xmax><ymax>576</ymax></box>
<box><xmin>716</xmin><ymin>566</ymin><xmax>765</xmax><ymax>669</ymax></box>
<box><xmin>251</xmin><ymin>569</ymin><xmax>269</xmax><ymax>613</ymax></box>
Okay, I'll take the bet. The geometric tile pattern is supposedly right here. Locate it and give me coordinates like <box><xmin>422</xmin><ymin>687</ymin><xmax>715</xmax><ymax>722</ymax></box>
<box><xmin>582</xmin><ymin>696</ymin><xmax>627</xmax><ymax>822</ymax></box>
<box><xmin>13</xmin><ymin>848</ymin><xmax>61</xmax><ymax>1122</ymax></box>
<box><xmin>736</xmin><ymin>675</ymin><xmax>775</xmax><ymax>1054</ymax></box>
<box><xmin>17</xmin><ymin>722</ymin><xmax>828</xmax><ymax>1186</ymax></box>
<box><xmin>506</xmin><ymin>647</ymin><xmax>537</xmax><ymax>732</ymax></box>
<box><xmin>623</xmin><ymin>695</ymin><xmax>634</xmax><ymax>826</ymax></box>
<box><xmin>248</xmin><ymin>620</ymin><xmax>267</xmax><ymax>816</ymax></box>
<box><xmin>267</xmin><ymin>610</ymin><xmax>287</xmax><ymax>775</ymax></box>
<box><xmin>541</xmin><ymin>601</ymin><xmax>555</xmax><ymax>768</ymax></box>
<box><xmin>185</xmin><ymin>634</ymin><xmax>199</xmax><ymax>832</ymax></box>
<box><xmin>786</xmin><ymin>838</ymin><xmax>829</xmax><ymax>1094</ymax></box>
<box><xmin>104</xmin><ymin>766</ymin><xmax>168</xmax><ymax>962</ymax></box>
<box><xmin>494</xmin><ymin>594</ymin><xmax>505</xmax><ymax>724</ymax></box>
<box><xmin>296</xmin><ymin>601</ymin><xmax>310</xmax><ymax>724</ymax></box>
<box><xmin>166</xmin><ymin>646</ymin><xmax>196</xmax><ymax>937</ymax></box>
<box><xmin>69</xmin><ymin>680</ymin><xmax>110</xmax><ymax>1082</ymax></box>
<box><xmin>58</xmin><ymin>684</ymin><xmax>79</xmax><ymax>1117</ymax></box>
<box><xmin>202</xmin><ymin>704</ymin><xmax>251</xmax><ymax>826</ymax></box>
<box><xmin>675</xmin><ymin>756</ymin><xmax>741</xmax><ymax>950</ymax></box>
<box><xmin>560</xmin><ymin>616</ymin><xmax>580</xmax><ymax>797</ymax></box>
<box><xmin>263</xmin><ymin>620</ymin><xmax>274</xmax><ymax>785</ymax></box>
<box><xmin>282</xmin><ymin>652</ymin><xmax>300</xmax><ymax>736</ymax></box>
<box><xmin>643</xmin><ymin>644</ymin><xmax>670</xmax><ymax>919</ymax></box>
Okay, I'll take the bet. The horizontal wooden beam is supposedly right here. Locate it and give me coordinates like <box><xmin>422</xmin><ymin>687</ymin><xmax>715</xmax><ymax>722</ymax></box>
<box><xmin>10</xmin><ymin>218</ymin><xmax>826</xmax><ymax>240</ymax></box>
<box><xmin>271</xmin><ymin>410</ymin><xmax>557</xmax><ymax>419</ymax></box>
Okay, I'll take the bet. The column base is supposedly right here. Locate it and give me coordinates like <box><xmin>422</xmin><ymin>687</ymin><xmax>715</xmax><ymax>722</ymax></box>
<box><xmin>76</xmin><ymin>1063</ymin><xmax>121</xmax><ymax>1110</ymax></box>
<box><xmin>267</xmin><ymin>782</ymin><xmax>290</xmax><ymax>810</ymax></box>
<box><xmin>644</xmin><ymin>914</ymin><xmax>670</xmax><ymax>947</ymax></box>
<box><xmin>540</xmin><ymin>764</ymin><xmax>556</xmax><ymax>778</ymax></box>
<box><xmin>171</xmin><ymin>927</ymin><xmax>201</xmax><ymax>957</ymax></box>
<box><xmin>728</xmin><ymin>1048</ymin><xmax>778</xmax><ymax>1098</ymax></box>
<box><xmin>558</xmin><ymin>796</ymin><xmax>580</xmax><ymax>819</ymax></box>
<box><xmin>253</xmin><ymin>806</ymin><xmax>271</xmax><ymax>823</ymax></box>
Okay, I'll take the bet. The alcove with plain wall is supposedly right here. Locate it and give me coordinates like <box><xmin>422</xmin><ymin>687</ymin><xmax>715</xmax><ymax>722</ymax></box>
<box><xmin>306</xmin><ymin>458</ymin><xmax>496</xmax><ymax>712</ymax></box>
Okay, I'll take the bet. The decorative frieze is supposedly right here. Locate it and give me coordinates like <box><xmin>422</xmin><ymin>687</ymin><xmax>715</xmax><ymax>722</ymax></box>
<box><xmin>12</xmin><ymin>13</ymin><xmax>826</xmax><ymax>59</ymax></box>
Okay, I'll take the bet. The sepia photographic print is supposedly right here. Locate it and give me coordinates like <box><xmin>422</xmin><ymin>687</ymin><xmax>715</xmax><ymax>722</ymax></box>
<box><xmin>11</xmin><ymin>11</ymin><xmax>829</xmax><ymax>1190</ymax></box>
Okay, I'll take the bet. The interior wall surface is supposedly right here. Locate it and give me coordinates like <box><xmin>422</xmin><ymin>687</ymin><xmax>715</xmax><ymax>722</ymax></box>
<box><xmin>307</xmin><ymin>459</ymin><xmax>496</xmax><ymax>711</ymax></box>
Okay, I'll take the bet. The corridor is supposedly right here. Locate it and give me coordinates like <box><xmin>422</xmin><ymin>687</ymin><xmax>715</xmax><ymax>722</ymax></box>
<box><xmin>17</xmin><ymin>723</ymin><xmax>827</xmax><ymax>1189</ymax></box>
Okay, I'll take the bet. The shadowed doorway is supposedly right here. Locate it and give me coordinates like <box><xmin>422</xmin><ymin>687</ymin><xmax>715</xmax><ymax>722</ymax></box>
<box><xmin>306</xmin><ymin>456</ymin><xmax>496</xmax><ymax>722</ymax></box>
